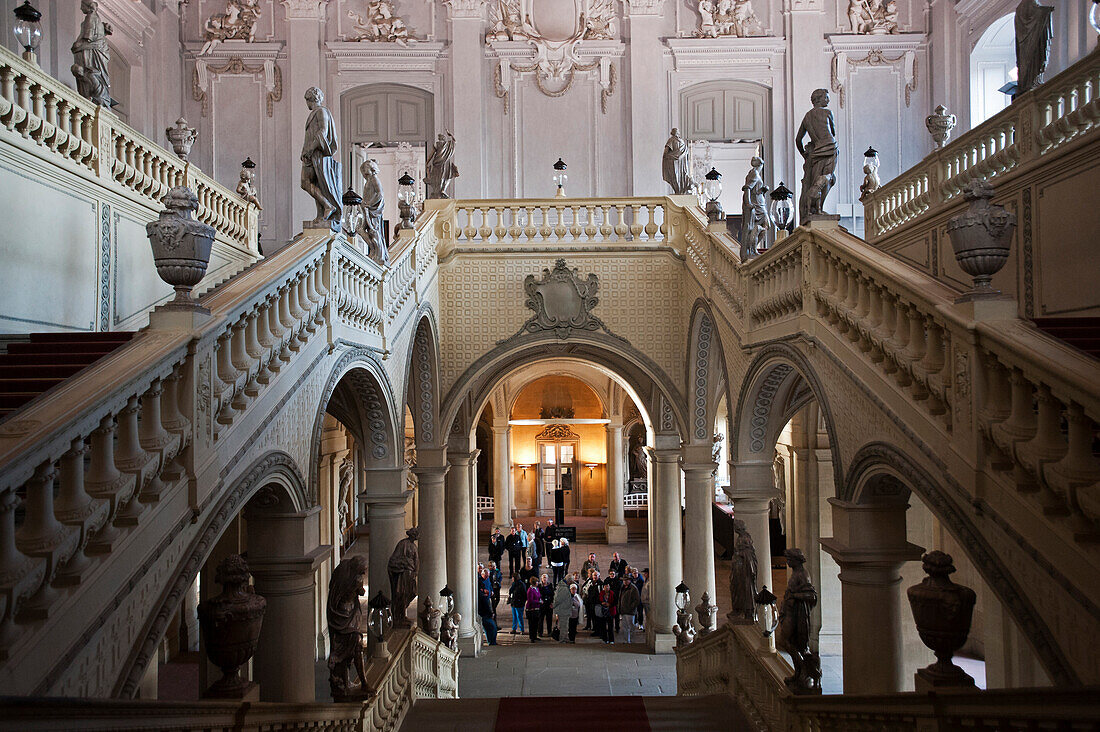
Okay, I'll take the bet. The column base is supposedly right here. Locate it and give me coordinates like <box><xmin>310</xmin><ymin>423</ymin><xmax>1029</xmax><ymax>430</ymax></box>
<box><xmin>605</xmin><ymin>523</ymin><xmax>628</xmax><ymax>544</ymax></box>
<box><xmin>458</xmin><ymin>632</ymin><xmax>482</xmax><ymax>657</ymax></box>
<box><xmin>651</xmin><ymin>632</ymin><xmax>676</xmax><ymax>654</ymax></box>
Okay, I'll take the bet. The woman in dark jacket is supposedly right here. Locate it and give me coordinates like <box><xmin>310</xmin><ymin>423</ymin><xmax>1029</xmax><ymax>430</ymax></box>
<box><xmin>538</xmin><ymin>574</ymin><xmax>555</xmax><ymax>637</ymax></box>
<box><xmin>508</xmin><ymin>574</ymin><xmax>527</xmax><ymax>635</ymax></box>
<box><xmin>525</xmin><ymin>578</ymin><xmax>543</xmax><ymax>642</ymax></box>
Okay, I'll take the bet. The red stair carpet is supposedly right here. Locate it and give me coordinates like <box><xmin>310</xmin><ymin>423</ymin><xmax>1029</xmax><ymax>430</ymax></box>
<box><xmin>1032</xmin><ymin>317</ymin><xmax>1100</xmax><ymax>360</ymax></box>
<box><xmin>0</xmin><ymin>331</ymin><xmax>135</xmax><ymax>418</ymax></box>
<box><xmin>495</xmin><ymin>696</ymin><xmax>650</xmax><ymax>732</ymax></box>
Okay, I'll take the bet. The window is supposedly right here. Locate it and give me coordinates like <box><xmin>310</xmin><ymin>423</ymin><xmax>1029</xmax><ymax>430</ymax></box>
<box><xmin>970</xmin><ymin>14</ymin><xmax>1016</xmax><ymax>127</ymax></box>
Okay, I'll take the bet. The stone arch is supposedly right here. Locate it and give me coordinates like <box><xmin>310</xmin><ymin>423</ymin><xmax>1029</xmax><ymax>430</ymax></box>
<box><xmin>731</xmin><ymin>342</ymin><xmax>843</xmax><ymax>486</ymax></box>
<box><xmin>503</xmin><ymin>366</ymin><xmax>610</xmax><ymax>421</ymax></box>
<box><xmin>310</xmin><ymin>350</ymin><xmax>402</xmax><ymax>502</ymax></box>
<box><xmin>441</xmin><ymin>331</ymin><xmax>689</xmax><ymax>442</ymax></box>
<box><xmin>844</xmin><ymin>442</ymin><xmax>1078</xmax><ymax>687</ymax></box>
<box><xmin>112</xmin><ymin>451</ymin><xmax>307</xmax><ymax>698</ymax></box>
<box><xmin>403</xmin><ymin>309</ymin><xmax>442</xmax><ymax>448</ymax></box>
<box><xmin>685</xmin><ymin>300</ymin><xmax>733</xmax><ymax>448</ymax></box>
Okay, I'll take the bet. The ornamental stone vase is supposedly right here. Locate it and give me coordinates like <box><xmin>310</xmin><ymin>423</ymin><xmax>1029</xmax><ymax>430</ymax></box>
<box><xmin>165</xmin><ymin>117</ymin><xmax>197</xmax><ymax>161</ymax></box>
<box><xmin>926</xmin><ymin>104</ymin><xmax>957</xmax><ymax>148</ymax></box>
<box><xmin>906</xmin><ymin>551</ymin><xmax>977</xmax><ymax>688</ymax></box>
<box><xmin>197</xmin><ymin>555</ymin><xmax>267</xmax><ymax>698</ymax></box>
<box><xmin>945</xmin><ymin>179</ymin><xmax>1016</xmax><ymax>302</ymax></box>
<box><xmin>147</xmin><ymin>186</ymin><xmax>216</xmax><ymax>311</ymax></box>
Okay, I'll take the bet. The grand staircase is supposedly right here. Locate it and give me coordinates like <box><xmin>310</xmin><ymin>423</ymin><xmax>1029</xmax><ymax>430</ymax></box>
<box><xmin>0</xmin><ymin>332</ymin><xmax>136</xmax><ymax>419</ymax></box>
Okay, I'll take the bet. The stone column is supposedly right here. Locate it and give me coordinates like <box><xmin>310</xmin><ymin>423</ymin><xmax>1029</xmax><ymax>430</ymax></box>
<box><xmin>729</xmin><ymin>461</ymin><xmax>779</xmax><ymax>621</ymax></box>
<box><xmin>283</xmin><ymin>0</ymin><xmax>330</xmax><ymax>228</ymax></box>
<box><xmin>682</xmin><ymin>444</ymin><xmax>718</xmax><ymax>611</ymax></box>
<box><xmin>605</xmin><ymin>423</ymin><xmax>627</xmax><ymax>543</ymax></box>
<box><xmin>361</xmin><ymin>467</ymin><xmax>411</xmax><ymax>615</ymax></box>
<box><xmin>446</xmin><ymin>1</ymin><xmax>487</xmax><ymax>198</ymax></box>
<box><xmin>623</xmin><ymin>0</ymin><xmax>668</xmax><ymax>196</ymax></box>
<box><xmin>647</xmin><ymin>440</ymin><xmax>682</xmax><ymax>653</ymax></box>
<box><xmin>446</xmin><ymin>448</ymin><xmax>481</xmax><ymax>654</ymax></box>
<box><xmin>413</xmin><ymin>449</ymin><xmax>449</xmax><ymax>615</ymax></box>
<box><xmin>246</xmin><ymin>504</ymin><xmax>329</xmax><ymax>703</ymax></box>
<box><xmin>492</xmin><ymin>424</ymin><xmax>512</xmax><ymax>529</ymax></box>
<box><xmin>820</xmin><ymin>498</ymin><xmax>923</xmax><ymax>694</ymax></box>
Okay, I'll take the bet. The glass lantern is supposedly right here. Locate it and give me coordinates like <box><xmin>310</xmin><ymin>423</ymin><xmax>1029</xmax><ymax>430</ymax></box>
<box><xmin>439</xmin><ymin>585</ymin><xmax>455</xmax><ymax>616</ymax></box>
<box><xmin>1092</xmin><ymin>1</ymin><xmax>1100</xmax><ymax>37</ymax></box>
<box><xmin>553</xmin><ymin>158</ymin><xmax>568</xmax><ymax>197</ymax></box>
<box><xmin>13</xmin><ymin>1</ymin><xmax>42</xmax><ymax>64</ymax></box>
<box><xmin>769</xmin><ymin>181</ymin><xmax>795</xmax><ymax>238</ymax></box>
<box><xmin>863</xmin><ymin>146</ymin><xmax>880</xmax><ymax>173</ymax></box>
<box><xmin>703</xmin><ymin>168</ymin><xmax>723</xmax><ymax>222</ymax></box>
<box><xmin>397</xmin><ymin>171</ymin><xmax>418</xmax><ymax>230</ymax></box>
<box><xmin>675</xmin><ymin>581</ymin><xmax>691</xmax><ymax>613</ymax></box>
<box><xmin>341</xmin><ymin>188</ymin><xmax>363</xmax><ymax>237</ymax></box>
<box><xmin>368</xmin><ymin>591</ymin><xmax>392</xmax><ymax>660</ymax></box>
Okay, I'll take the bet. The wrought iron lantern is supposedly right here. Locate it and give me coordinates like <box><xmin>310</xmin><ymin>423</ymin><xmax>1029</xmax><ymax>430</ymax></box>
<box><xmin>553</xmin><ymin>158</ymin><xmax>568</xmax><ymax>197</ymax></box>
<box><xmin>439</xmin><ymin>584</ymin><xmax>455</xmax><ymax>616</ymax></box>
<box><xmin>1092</xmin><ymin>1</ymin><xmax>1100</xmax><ymax>37</ymax></box>
<box><xmin>863</xmin><ymin>146</ymin><xmax>879</xmax><ymax>172</ymax></box>
<box><xmin>341</xmin><ymin>188</ymin><xmax>363</xmax><ymax>237</ymax></box>
<box><xmin>675</xmin><ymin>581</ymin><xmax>691</xmax><ymax>613</ymax></box>
<box><xmin>367</xmin><ymin>591</ymin><xmax>393</xmax><ymax>660</ymax></box>
<box><xmin>397</xmin><ymin>171</ymin><xmax>418</xmax><ymax>230</ymax></box>
<box><xmin>769</xmin><ymin>181</ymin><xmax>795</xmax><ymax>238</ymax></box>
<box><xmin>703</xmin><ymin>168</ymin><xmax>723</xmax><ymax>222</ymax></box>
<box><xmin>13</xmin><ymin>2</ymin><xmax>42</xmax><ymax>63</ymax></box>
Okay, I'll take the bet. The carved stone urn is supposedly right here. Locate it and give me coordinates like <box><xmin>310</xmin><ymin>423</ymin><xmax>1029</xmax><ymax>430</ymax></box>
<box><xmin>906</xmin><ymin>551</ymin><xmax>977</xmax><ymax>689</ymax></box>
<box><xmin>197</xmin><ymin>555</ymin><xmax>267</xmax><ymax>698</ymax></box>
<box><xmin>945</xmin><ymin>179</ymin><xmax>1016</xmax><ymax>301</ymax></box>
<box><xmin>147</xmin><ymin>186</ymin><xmax>216</xmax><ymax>310</ymax></box>
<box><xmin>926</xmin><ymin>104</ymin><xmax>957</xmax><ymax>148</ymax></box>
<box><xmin>165</xmin><ymin>117</ymin><xmax>197</xmax><ymax>161</ymax></box>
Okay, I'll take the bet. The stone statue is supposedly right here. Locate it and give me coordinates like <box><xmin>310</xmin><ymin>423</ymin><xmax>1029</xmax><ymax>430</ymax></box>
<box><xmin>740</xmin><ymin>156</ymin><xmax>770</xmax><ymax>258</ymax></box>
<box><xmin>418</xmin><ymin>596</ymin><xmax>442</xmax><ymax>640</ymax></box>
<box><xmin>581</xmin><ymin>0</ymin><xmax>618</xmax><ymax>40</ymax></box>
<box><xmin>72</xmin><ymin>1</ymin><xmax>113</xmax><ymax>108</ymax></box>
<box><xmin>440</xmin><ymin>611</ymin><xmax>460</xmax><ymax>651</ymax></box>
<box><xmin>776</xmin><ymin>548</ymin><xmax>822</xmax><ymax>694</ymax></box>
<box><xmin>203</xmin><ymin>0</ymin><xmax>261</xmax><ymax>53</ymax></box>
<box><xmin>301</xmin><ymin>87</ymin><xmax>343</xmax><ymax>231</ymax></box>
<box><xmin>1014</xmin><ymin>1</ymin><xmax>1054</xmax><ymax>98</ymax></box>
<box><xmin>662</xmin><ymin>129</ymin><xmax>693</xmax><ymax>196</ymax></box>
<box><xmin>485</xmin><ymin>0</ymin><xmax>536</xmax><ymax>42</ymax></box>
<box><xmin>847</xmin><ymin>0</ymin><xmax>899</xmax><ymax>34</ymax></box>
<box><xmin>347</xmin><ymin>2</ymin><xmax>413</xmax><ymax>45</ymax></box>
<box><xmin>673</xmin><ymin>622</ymin><xmax>695</xmax><ymax>648</ymax></box>
<box><xmin>727</xmin><ymin>519</ymin><xmax>759</xmax><ymax>624</ymax></box>
<box><xmin>387</xmin><ymin>527</ymin><xmax>419</xmax><ymax>627</ymax></box>
<box><xmin>695</xmin><ymin>591</ymin><xmax>717</xmax><ymax>635</ymax></box>
<box><xmin>696</xmin><ymin>0</ymin><xmax>759</xmax><ymax>38</ymax></box>
<box><xmin>795</xmin><ymin>89</ymin><xmax>838</xmax><ymax>222</ymax></box>
<box><xmin>425</xmin><ymin>132</ymin><xmax>459</xmax><ymax>199</ymax></box>
<box><xmin>358</xmin><ymin>159</ymin><xmax>388</xmax><ymax>265</ymax></box>
<box><xmin>629</xmin><ymin>437</ymin><xmax>648</xmax><ymax>482</ymax></box>
<box><xmin>859</xmin><ymin>163</ymin><xmax>880</xmax><ymax>202</ymax></box>
<box><xmin>326</xmin><ymin>555</ymin><xmax>368</xmax><ymax>699</ymax></box>
<box><xmin>236</xmin><ymin>168</ymin><xmax>262</xmax><ymax>211</ymax></box>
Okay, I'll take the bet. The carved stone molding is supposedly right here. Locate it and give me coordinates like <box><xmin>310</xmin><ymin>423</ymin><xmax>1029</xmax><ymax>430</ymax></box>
<box><xmin>444</xmin><ymin>0</ymin><xmax>488</xmax><ymax>19</ymax></box>
<box><xmin>621</xmin><ymin>0</ymin><xmax>666</xmax><ymax>16</ymax></box>
<box><xmin>664</xmin><ymin>36</ymin><xmax>786</xmax><ymax>71</ymax></box>
<box><xmin>281</xmin><ymin>0</ymin><xmax>330</xmax><ymax>20</ymax></box>
<box><xmin>192</xmin><ymin>56</ymin><xmax>283</xmax><ymax>117</ymax></box>
<box><xmin>500</xmin><ymin>258</ymin><xmax>624</xmax><ymax>342</ymax></box>
<box><xmin>535</xmin><ymin>424</ymin><xmax>581</xmax><ymax>441</ymax></box>
<box><xmin>827</xmin><ymin>33</ymin><xmax>923</xmax><ymax>108</ymax></box>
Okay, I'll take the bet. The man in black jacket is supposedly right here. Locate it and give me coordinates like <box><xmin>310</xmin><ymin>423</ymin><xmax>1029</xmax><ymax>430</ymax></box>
<box><xmin>609</xmin><ymin>552</ymin><xmax>627</xmax><ymax>578</ymax></box>
<box><xmin>488</xmin><ymin>528</ymin><xmax>505</xmax><ymax>567</ymax></box>
<box><xmin>608</xmin><ymin>570</ymin><xmax>624</xmax><ymax>632</ymax></box>
<box><xmin>504</xmin><ymin>528</ymin><xmax>522</xmax><ymax>576</ymax></box>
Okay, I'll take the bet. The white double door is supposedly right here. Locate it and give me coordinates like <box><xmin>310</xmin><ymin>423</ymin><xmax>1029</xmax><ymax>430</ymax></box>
<box><xmin>537</xmin><ymin>441</ymin><xmax>575</xmax><ymax>516</ymax></box>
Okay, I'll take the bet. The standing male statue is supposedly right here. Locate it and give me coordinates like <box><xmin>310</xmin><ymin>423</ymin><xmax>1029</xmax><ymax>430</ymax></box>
<box><xmin>662</xmin><ymin>128</ymin><xmax>694</xmax><ymax>195</ymax></box>
<box><xmin>72</xmin><ymin>1</ymin><xmax>113</xmax><ymax>107</ymax></box>
<box><xmin>358</xmin><ymin>159</ymin><xmax>388</xmax><ymax>265</ymax></box>
<box><xmin>301</xmin><ymin>87</ymin><xmax>342</xmax><ymax>230</ymax></box>
<box><xmin>794</xmin><ymin>89</ymin><xmax>838</xmax><ymax>223</ymax></box>
<box><xmin>727</xmin><ymin>519</ymin><xmax>759</xmax><ymax>624</ymax></box>
<box><xmin>1014</xmin><ymin>0</ymin><xmax>1054</xmax><ymax>98</ymax></box>
<box><xmin>425</xmin><ymin>132</ymin><xmax>459</xmax><ymax>199</ymax></box>
<box><xmin>326</xmin><ymin>555</ymin><xmax>368</xmax><ymax>699</ymax></box>
<box><xmin>387</xmin><ymin>527</ymin><xmax>419</xmax><ymax>627</ymax></box>
<box><xmin>740</xmin><ymin>156</ymin><xmax>770</xmax><ymax>258</ymax></box>
<box><xmin>776</xmin><ymin>548</ymin><xmax>822</xmax><ymax>693</ymax></box>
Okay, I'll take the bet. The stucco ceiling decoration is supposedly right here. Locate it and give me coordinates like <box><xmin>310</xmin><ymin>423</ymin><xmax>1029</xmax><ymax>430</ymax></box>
<box><xmin>500</xmin><ymin>259</ymin><xmax>626</xmax><ymax>343</ymax></box>
<box><xmin>486</xmin><ymin>0</ymin><xmax>618</xmax><ymax>109</ymax></box>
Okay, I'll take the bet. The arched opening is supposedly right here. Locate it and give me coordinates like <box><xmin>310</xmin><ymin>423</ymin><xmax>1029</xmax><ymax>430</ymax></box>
<box><xmin>969</xmin><ymin>14</ymin><xmax>1016</xmax><ymax>127</ymax></box>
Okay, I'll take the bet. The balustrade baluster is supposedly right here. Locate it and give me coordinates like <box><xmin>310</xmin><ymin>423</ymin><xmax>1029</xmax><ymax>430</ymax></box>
<box><xmin>53</xmin><ymin>438</ymin><xmax>103</xmax><ymax>585</ymax></box>
<box><xmin>0</xmin><ymin>487</ymin><xmax>39</xmax><ymax>654</ymax></box>
<box><xmin>15</xmin><ymin>461</ymin><xmax>74</xmax><ymax>618</ymax></box>
<box><xmin>1026</xmin><ymin>386</ymin><xmax>1070</xmax><ymax>513</ymax></box>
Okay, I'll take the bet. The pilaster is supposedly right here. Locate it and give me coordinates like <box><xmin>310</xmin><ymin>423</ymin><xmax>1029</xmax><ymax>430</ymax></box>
<box><xmin>446</xmin><ymin>0</ymin><xmax>487</xmax><ymax>198</ymax></box>
<box><xmin>623</xmin><ymin>0</ymin><xmax>667</xmax><ymax>195</ymax></box>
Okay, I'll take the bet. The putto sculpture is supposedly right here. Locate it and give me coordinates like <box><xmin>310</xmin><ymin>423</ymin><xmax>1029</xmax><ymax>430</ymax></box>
<box><xmin>697</xmin><ymin>0</ymin><xmax>761</xmax><ymax>38</ymax></box>
<box><xmin>300</xmin><ymin>87</ymin><xmax>343</xmax><ymax>230</ymax></box>
<box><xmin>418</xmin><ymin>595</ymin><xmax>442</xmax><ymax>640</ymax></box>
<box><xmin>1014</xmin><ymin>0</ymin><xmax>1054</xmax><ymax>98</ymax></box>
<box><xmin>425</xmin><ymin>132</ymin><xmax>459</xmax><ymax>199</ymax></box>
<box><xmin>72</xmin><ymin>1</ymin><xmax>113</xmax><ymax>108</ymax></box>
<box><xmin>440</xmin><ymin>610</ymin><xmax>460</xmax><ymax>651</ymax></box>
<box><xmin>388</xmin><ymin>527</ymin><xmax>419</xmax><ymax>627</ymax></box>
<box><xmin>740</xmin><ymin>156</ymin><xmax>770</xmax><ymax>258</ymax></box>
<box><xmin>727</xmin><ymin>519</ymin><xmax>759</xmax><ymax>624</ymax></box>
<box><xmin>776</xmin><ymin>548</ymin><xmax>822</xmax><ymax>694</ymax></box>
<box><xmin>358</xmin><ymin>159</ymin><xmax>388</xmax><ymax>265</ymax></box>
<box><xmin>662</xmin><ymin>128</ymin><xmax>694</xmax><ymax>196</ymax></box>
<box><xmin>795</xmin><ymin>89</ymin><xmax>838</xmax><ymax>222</ymax></box>
<box><xmin>203</xmin><ymin>0</ymin><xmax>261</xmax><ymax>51</ymax></box>
<box><xmin>326</xmin><ymin>555</ymin><xmax>369</xmax><ymax>700</ymax></box>
<box><xmin>847</xmin><ymin>0</ymin><xmax>899</xmax><ymax>34</ymax></box>
<box><xmin>347</xmin><ymin>2</ymin><xmax>414</xmax><ymax>45</ymax></box>
<box><xmin>236</xmin><ymin>160</ymin><xmax>262</xmax><ymax>211</ymax></box>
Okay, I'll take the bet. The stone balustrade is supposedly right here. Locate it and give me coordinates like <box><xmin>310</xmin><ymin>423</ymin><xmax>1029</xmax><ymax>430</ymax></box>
<box><xmin>451</xmin><ymin>197</ymin><xmax>668</xmax><ymax>246</ymax></box>
<box><xmin>0</xmin><ymin>45</ymin><xmax>257</xmax><ymax>254</ymax></box>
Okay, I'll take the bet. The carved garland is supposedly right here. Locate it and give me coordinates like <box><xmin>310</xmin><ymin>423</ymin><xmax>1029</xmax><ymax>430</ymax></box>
<box><xmin>191</xmin><ymin>57</ymin><xmax>283</xmax><ymax>118</ymax></box>
<box><xmin>494</xmin><ymin>60</ymin><xmax>616</xmax><ymax>114</ymax></box>
<box><xmin>830</xmin><ymin>49</ymin><xmax>917</xmax><ymax>109</ymax></box>
<box><xmin>536</xmin><ymin>424</ymin><xmax>580</xmax><ymax>441</ymax></box>
<box><xmin>692</xmin><ymin>313</ymin><xmax>714</xmax><ymax>442</ymax></box>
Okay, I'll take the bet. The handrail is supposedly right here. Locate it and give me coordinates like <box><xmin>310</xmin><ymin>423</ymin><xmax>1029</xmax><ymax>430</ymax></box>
<box><xmin>0</xmin><ymin>44</ymin><xmax>257</xmax><ymax>254</ymax></box>
<box><xmin>864</xmin><ymin>46</ymin><xmax>1100</xmax><ymax>242</ymax></box>
<box><xmin>451</xmin><ymin>196</ymin><xmax>669</xmax><ymax>245</ymax></box>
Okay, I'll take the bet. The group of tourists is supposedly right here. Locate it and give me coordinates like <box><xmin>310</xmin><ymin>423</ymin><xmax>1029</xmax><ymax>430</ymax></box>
<box><xmin>475</xmin><ymin>527</ymin><xmax>649</xmax><ymax>646</ymax></box>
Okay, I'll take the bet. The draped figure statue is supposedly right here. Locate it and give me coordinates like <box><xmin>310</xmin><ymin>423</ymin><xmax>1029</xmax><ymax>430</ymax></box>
<box><xmin>662</xmin><ymin>129</ymin><xmax>694</xmax><ymax>195</ymax></box>
<box><xmin>727</xmin><ymin>519</ymin><xmax>759</xmax><ymax>624</ymax></box>
<box><xmin>359</xmin><ymin>159</ymin><xmax>388</xmax><ymax>265</ymax></box>
<box><xmin>72</xmin><ymin>1</ymin><xmax>113</xmax><ymax>107</ymax></box>
<box><xmin>326</xmin><ymin>555</ymin><xmax>368</xmax><ymax>699</ymax></box>
<box><xmin>425</xmin><ymin>132</ymin><xmax>459</xmax><ymax>199</ymax></box>
<box><xmin>740</xmin><ymin>156</ymin><xmax>769</xmax><ymax>258</ymax></box>
<box><xmin>300</xmin><ymin>87</ymin><xmax>343</xmax><ymax>230</ymax></box>
<box><xmin>795</xmin><ymin>89</ymin><xmax>838</xmax><ymax>222</ymax></box>
<box><xmin>1014</xmin><ymin>1</ymin><xmax>1054</xmax><ymax>97</ymax></box>
<box><xmin>387</xmin><ymin>528</ymin><xmax>419</xmax><ymax>627</ymax></box>
<box><xmin>776</xmin><ymin>548</ymin><xmax>822</xmax><ymax>693</ymax></box>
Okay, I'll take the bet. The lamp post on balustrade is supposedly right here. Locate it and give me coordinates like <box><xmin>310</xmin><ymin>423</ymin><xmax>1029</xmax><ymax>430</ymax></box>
<box><xmin>13</xmin><ymin>1</ymin><xmax>42</xmax><ymax>65</ymax></box>
<box><xmin>553</xmin><ymin>158</ymin><xmax>568</xmax><ymax>197</ymax></box>
<box><xmin>769</xmin><ymin>182</ymin><xmax>794</xmax><ymax>240</ymax></box>
<box><xmin>703</xmin><ymin>168</ymin><xmax>723</xmax><ymax>223</ymax></box>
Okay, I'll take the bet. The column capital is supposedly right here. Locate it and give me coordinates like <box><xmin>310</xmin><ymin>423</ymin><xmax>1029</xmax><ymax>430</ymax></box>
<box><xmin>444</xmin><ymin>0</ymin><xmax>487</xmax><ymax>19</ymax></box>
<box><xmin>249</xmin><ymin>545</ymin><xmax>331</xmax><ymax>593</ymax></box>
<box><xmin>681</xmin><ymin>442</ymin><xmax>716</xmax><ymax>465</ymax></box>
<box><xmin>412</xmin><ymin>464</ymin><xmax>449</xmax><ymax>483</ymax></box>
<box><xmin>281</xmin><ymin>0</ymin><xmax>329</xmax><ymax>20</ymax></box>
<box><xmin>415</xmin><ymin>446</ymin><xmax>449</xmax><ymax>470</ymax></box>
<box><xmin>645</xmin><ymin>446</ymin><xmax>680</xmax><ymax>463</ymax></box>
<box><xmin>682</xmin><ymin>462</ymin><xmax>719</xmax><ymax>477</ymax></box>
<box><xmin>448</xmin><ymin>449</ymin><xmax>481</xmax><ymax>468</ymax></box>
<box><xmin>361</xmin><ymin>488</ymin><xmax>413</xmax><ymax>508</ymax></box>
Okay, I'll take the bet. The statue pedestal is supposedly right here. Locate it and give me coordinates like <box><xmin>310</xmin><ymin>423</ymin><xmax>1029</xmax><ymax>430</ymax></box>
<box><xmin>803</xmin><ymin>214</ymin><xmax>842</xmax><ymax>230</ymax></box>
<box><xmin>914</xmin><ymin>666</ymin><xmax>976</xmax><ymax>693</ymax></box>
<box><xmin>203</xmin><ymin>681</ymin><xmax>259</xmax><ymax>701</ymax></box>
